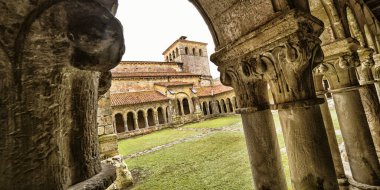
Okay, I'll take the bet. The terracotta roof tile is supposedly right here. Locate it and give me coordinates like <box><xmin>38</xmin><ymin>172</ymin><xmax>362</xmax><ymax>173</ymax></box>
<box><xmin>196</xmin><ymin>85</ymin><xmax>234</xmax><ymax>97</ymax></box>
<box><xmin>111</xmin><ymin>91</ymin><xmax>169</xmax><ymax>106</ymax></box>
<box><xmin>112</xmin><ymin>72</ymin><xmax>201</xmax><ymax>78</ymax></box>
<box><xmin>154</xmin><ymin>82</ymin><xmax>193</xmax><ymax>87</ymax></box>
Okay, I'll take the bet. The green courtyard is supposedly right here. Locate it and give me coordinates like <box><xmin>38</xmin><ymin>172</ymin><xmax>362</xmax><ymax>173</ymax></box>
<box><xmin>119</xmin><ymin>111</ymin><xmax>342</xmax><ymax>190</ymax></box>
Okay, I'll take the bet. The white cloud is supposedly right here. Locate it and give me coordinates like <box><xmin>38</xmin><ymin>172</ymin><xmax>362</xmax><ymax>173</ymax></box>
<box><xmin>115</xmin><ymin>0</ymin><xmax>220</xmax><ymax>78</ymax></box>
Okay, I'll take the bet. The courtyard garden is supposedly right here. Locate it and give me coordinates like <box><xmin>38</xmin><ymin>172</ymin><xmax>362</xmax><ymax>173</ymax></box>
<box><xmin>119</xmin><ymin>110</ymin><xmax>343</xmax><ymax>190</ymax></box>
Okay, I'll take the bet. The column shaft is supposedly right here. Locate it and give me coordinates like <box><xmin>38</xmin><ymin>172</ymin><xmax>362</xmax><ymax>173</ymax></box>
<box><xmin>134</xmin><ymin>118</ymin><xmax>139</xmax><ymax>130</ymax></box>
<box><xmin>375</xmin><ymin>82</ymin><xmax>380</xmax><ymax>102</ymax></box>
<box><xmin>279</xmin><ymin>105</ymin><xmax>338</xmax><ymax>189</ymax></box>
<box><xmin>319</xmin><ymin>95</ymin><xmax>346</xmax><ymax>179</ymax></box>
<box><xmin>333</xmin><ymin>90</ymin><xmax>380</xmax><ymax>185</ymax></box>
<box><xmin>241</xmin><ymin>109</ymin><xmax>287</xmax><ymax>190</ymax></box>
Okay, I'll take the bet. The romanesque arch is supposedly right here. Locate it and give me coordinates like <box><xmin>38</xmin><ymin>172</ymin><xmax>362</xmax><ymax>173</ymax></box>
<box><xmin>182</xmin><ymin>98</ymin><xmax>191</xmax><ymax>115</ymax></box>
<box><xmin>157</xmin><ymin>107</ymin><xmax>165</xmax><ymax>124</ymax></box>
<box><xmin>127</xmin><ymin>112</ymin><xmax>135</xmax><ymax>131</ymax></box>
<box><xmin>137</xmin><ymin>110</ymin><xmax>145</xmax><ymax>129</ymax></box>
<box><xmin>115</xmin><ymin>113</ymin><xmax>125</xmax><ymax>133</ymax></box>
<box><xmin>147</xmin><ymin>109</ymin><xmax>155</xmax><ymax>126</ymax></box>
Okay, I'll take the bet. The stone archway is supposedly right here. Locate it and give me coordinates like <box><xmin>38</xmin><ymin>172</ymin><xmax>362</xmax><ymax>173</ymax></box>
<box><xmin>177</xmin><ymin>99</ymin><xmax>183</xmax><ymax>116</ymax></box>
<box><xmin>147</xmin><ymin>109</ymin><xmax>155</xmax><ymax>126</ymax></box>
<box><xmin>216</xmin><ymin>100</ymin><xmax>221</xmax><ymax>114</ymax></box>
<box><xmin>157</xmin><ymin>107</ymin><xmax>165</xmax><ymax>124</ymax></box>
<box><xmin>115</xmin><ymin>113</ymin><xmax>125</xmax><ymax>133</ymax></box>
<box><xmin>182</xmin><ymin>98</ymin><xmax>191</xmax><ymax>115</ymax></box>
<box><xmin>137</xmin><ymin>111</ymin><xmax>145</xmax><ymax>129</ymax></box>
<box><xmin>127</xmin><ymin>112</ymin><xmax>135</xmax><ymax>131</ymax></box>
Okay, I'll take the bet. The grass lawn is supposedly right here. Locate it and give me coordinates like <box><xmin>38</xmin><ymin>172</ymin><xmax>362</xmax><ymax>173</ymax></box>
<box><xmin>120</xmin><ymin>111</ymin><xmax>343</xmax><ymax>189</ymax></box>
<box><xmin>183</xmin><ymin>115</ymin><xmax>241</xmax><ymax>129</ymax></box>
<box><xmin>119</xmin><ymin>129</ymin><xmax>201</xmax><ymax>156</ymax></box>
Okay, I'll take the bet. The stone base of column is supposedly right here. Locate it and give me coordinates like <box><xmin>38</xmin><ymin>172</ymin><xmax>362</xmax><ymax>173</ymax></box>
<box><xmin>68</xmin><ymin>164</ymin><xmax>117</xmax><ymax>190</ymax></box>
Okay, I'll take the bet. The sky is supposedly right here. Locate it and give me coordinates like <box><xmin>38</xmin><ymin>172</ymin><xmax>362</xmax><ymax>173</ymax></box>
<box><xmin>115</xmin><ymin>0</ymin><xmax>219</xmax><ymax>78</ymax></box>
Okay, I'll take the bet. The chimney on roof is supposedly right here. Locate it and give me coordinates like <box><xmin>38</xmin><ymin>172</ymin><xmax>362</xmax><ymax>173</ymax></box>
<box><xmin>179</xmin><ymin>36</ymin><xmax>187</xmax><ymax>40</ymax></box>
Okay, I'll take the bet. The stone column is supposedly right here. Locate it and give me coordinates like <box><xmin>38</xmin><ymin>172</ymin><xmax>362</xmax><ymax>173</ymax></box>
<box><xmin>0</xmin><ymin>1</ymin><xmax>124</xmax><ymax>189</ymax></box>
<box><xmin>123</xmin><ymin>114</ymin><xmax>129</xmax><ymax>132</ymax></box>
<box><xmin>315</xmin><ymin>38</ymin><xmax>380</xmax><ymax>186</ymax></box>
<box><xmin>206</xmin><ymin>103</ymin><xmax>211</xmax><ymax>115</ymax></box>
<box><xmin>154</xmin><ymin>110</ymin><xmax>159</xmax><ymax>126</ymax></box>
<box><xmin>144</xmin><ymin>112</ymin><xmax>149</xmax><ymax>128</ymax></box>
<box><xmin>134</xmin><ymin>116</ymin><xmax>139</xmax><ymax>130</ymax></box>
<box><xmin>180</xmin><ymin>99</ymin><xmax>185</xmax><ymax>116</ymax></box>
<box><xmin>217</xmin><ymin>54</ymin><xmax>287</xmax><ymax>190</ymax></box>
<box><xmin>212</xmin><ymin>10</ymin><xmax>339</xmax><ymax>189</ymax></box>
<box><xmin>357</xmin><ymin>48</ymin><xmax>380</xmax><ymax>158</ymax></box>
<box><xmin>313</xmin><ymin>75</ymin><xmax>347</xmax><ymax>183</ymax></box>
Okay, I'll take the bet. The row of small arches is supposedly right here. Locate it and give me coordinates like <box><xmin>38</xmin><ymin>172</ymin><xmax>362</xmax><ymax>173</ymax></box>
<box><xmin>166</xmin><ymin>47</ymin><xmax>203</xmax><ymax>62</ymax></box>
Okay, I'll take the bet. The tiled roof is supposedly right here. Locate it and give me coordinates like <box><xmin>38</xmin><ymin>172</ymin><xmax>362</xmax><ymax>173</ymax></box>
<box><xmin>112</xmin><ymin>72</ymin><xmax>201</xmax><ymax>78</ymax></box>
<box><xmin>155</xmin><ymin>82</ymin><xmax>193</xmax><ymax>87</ymax></box>
<box><xmin>118</xmin><ymin>61</ymin><xmax>183</xmax><ymax>65</ymax></box>
<box><xmin>196</xmin><ymin>85</ymin><xmax>234</xmax><ymax>97</ymax></box>
<box><xmin>111</xmin><ymin>91</ymin><xmax>169</xmax><ymax>106</ymax></box>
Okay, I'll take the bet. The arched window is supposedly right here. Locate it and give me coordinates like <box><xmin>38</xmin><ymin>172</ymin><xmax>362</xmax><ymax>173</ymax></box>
<box><xmin>183</xmin><ymin>98</ymin><xmax>191</xmax><ymax>115</ymax></box>
<box><xmin>202</xmin><ymin>102</ymin><xmax>208</xmax><ymax>115</ymax></box>
<box><xmin>169</xmin><ymin>53</ymin><xmax>172</xmax><ymax>61</ymax></box>
<box><xmin>172</xmin><ymin>50</ymin><xmax>175</xmax><ymax>58</ymax></box>
<box><xmin>185</xmin><ymin>47</ymin><xmax>188</xmax><ymax>55</ymax></box>
<box><xmin>115</xmin><ymin>113</ymin><xmax>125</xmax><ymax>133</ymax></box>
<box><xmin>137</xmin><ymin>111</ymin><xmax>145</xmax><ymax>129</ymax></box>
<box><xmin>209</xmin><ymin>101</ymin><xmax>213</xmax><ymax>114</ymax></box>
<box><xmin>176</xmin><ymin>48</ymin><xmax>179</xmax><ymax>56</ymax></box>
<box><xmin>127</xmin><ymin>112</ymin><xmax>135</xmax><ymax>131</ymax></box>
<box><xmin>192</xmin><ymin>48</ymin><xmax>196</xmax><ymax>55</ymax></box>
<box><xmin>166</xmin><ymin>56</ymin><xmax>169</xmax><ymax>62</ymax></box>
<box><xmin>157</xmin><ymin>107</ymin><xmax>165</xmax><ymax>124</ymax></box>
<box><xmin>147</xmin><ymin>109</ymin><xmax>155</xmax><ymax>126</ymax></box>
<box><xmin>199</xmin><ymin>49</ymin><xmax>203</xmax><ymax>56</ymax></box>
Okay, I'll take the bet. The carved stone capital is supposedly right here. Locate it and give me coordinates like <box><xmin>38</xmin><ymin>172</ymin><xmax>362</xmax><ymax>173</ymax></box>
<box><xmin>372</xmin><ymin>54</ymin><xmax>380</xmax><ymax>81</ymax></box>
<box><xmin>214</xmin><ymin>10</ymin><xmax>325</xmax><ymax>108</ymax></box>
<box><xmin>314</xmin><ymin>38</ymin><xmax>360</xmax><ymax>90</ymax></box>
<box><xmin>357</xmin><ymin>48</ymin><xmax>375</xmax><ymax>83</ymax></box>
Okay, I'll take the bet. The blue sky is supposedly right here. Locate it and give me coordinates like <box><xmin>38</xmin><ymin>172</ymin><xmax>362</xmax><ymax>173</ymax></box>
<box><xmin>115</xmin><ymin>0</ymin><xmax>219</xmax><ymax>78</ymax></box>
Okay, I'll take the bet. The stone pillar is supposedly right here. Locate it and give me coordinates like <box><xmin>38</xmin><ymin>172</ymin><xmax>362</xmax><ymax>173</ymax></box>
<box><xmin>212</xmin><ymin>10</ymin><xmax>339</xmax><ymax>189</ymax></box>
<box><xmin>123</xmin><ymin>114</ymin><xmax>128</xmax><ymax>132</ymax></box>
<box><xmin>180</xmin><ymin>100</ymin><xmax>185</xmax><ymax>116</ymax></box>
<box><xmin>144</xmin><ymin>112</ymin><xmax>149</xmax><ymax>128</ymax></box>
<box><xmin>357</xmin><ymin>48</ymin><xmax>380</xmax><ymax>158</ymax></box>
<box><xmin>315</xmin><ymin>38</ymin><xmax>380</xmax><ymax>186</ymax></box>
<box><xmin>217</xmin><ymin>56</ymin><xmax>287</xmax><ymax>190</ymax></box>
<box><xmin>133</xmin><ymin>115</ymin><xmax>139</xmax><ymax>130</ymax></box>
<box><xmin>313</xmin><ymin>75</ymin><xmax>347</xmax><ymax>183</ymax></box>
<box><xmin>154</xmin><ymin>110</ymin><xmax>159</xmax><ymax>126</ymax></box>
<box><xmin>0</xmin><ymin>1</ymin><xmax>124</xmax><ymax>189</ymax></box>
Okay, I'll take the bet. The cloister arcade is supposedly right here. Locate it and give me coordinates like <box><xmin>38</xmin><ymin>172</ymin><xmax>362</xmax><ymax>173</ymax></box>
<box><xmin>2</xmin><ymin>0</ymin><xmax>380</xmax><ymax>189</ymax></box>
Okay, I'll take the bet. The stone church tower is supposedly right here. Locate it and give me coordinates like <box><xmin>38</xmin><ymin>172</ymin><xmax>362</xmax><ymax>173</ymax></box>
<box><xmin>163</xmin><ymin>36</ymin><xmax>212</xmax><ymax>78</ymax></box>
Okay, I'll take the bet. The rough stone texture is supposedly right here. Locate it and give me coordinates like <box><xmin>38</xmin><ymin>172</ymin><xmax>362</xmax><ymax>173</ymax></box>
<box><xmin>0</xmin><ymin>0</ymin><xmax>124</xmax><ymax>189</ymax></box>
<box><xmin>97</xmin><ymin>91</ymin><xmax>133</xmax><ymax>189</ymax></box>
